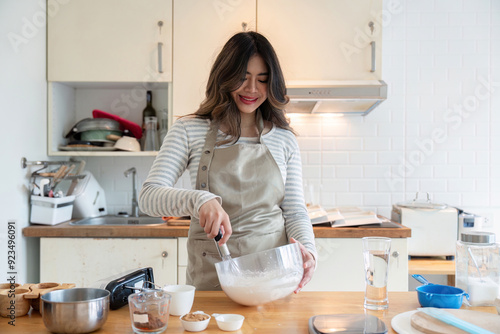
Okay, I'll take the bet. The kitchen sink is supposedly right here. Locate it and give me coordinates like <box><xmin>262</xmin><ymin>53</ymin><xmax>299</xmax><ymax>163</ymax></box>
<box><xmin>70</xmin><ymin>216</ymin><xmax>165</xmax><ymax>226</ymax></box>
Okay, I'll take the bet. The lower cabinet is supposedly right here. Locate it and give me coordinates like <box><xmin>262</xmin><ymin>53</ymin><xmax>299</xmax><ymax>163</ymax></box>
<box><xmin>303</xmin><ymin>238</ymin><xmax>409</xmax><ymax>292</ymax></box>
<box><xmin>40</xmin><ymin>238</ymin><xmax>178</xmax><ymax>288</ymax></box>
<box><xmin>177</xmin><ymin>237</ymin><xmax>188</xmax><ymax>285</ymax></box>
<box><xmin>40</xmin><ymin>237</ymin><xmax>408</xmax><ymax>291</ymax></box>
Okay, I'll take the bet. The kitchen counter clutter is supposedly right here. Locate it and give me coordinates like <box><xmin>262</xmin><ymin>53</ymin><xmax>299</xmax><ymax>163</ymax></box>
<box><xmin>1</xmin><ymin>291</ymin><xmax>498</xmax><ymax>334</ymax></box>
<box><xmin>22</xmin><ymin>220</ymin><xmax>410</xmax><ymax>238</ymax></box>
<box><xmin>23</xmin><ymin>219</ymin><xmax>411</xmax><ymax>291</ymax></box>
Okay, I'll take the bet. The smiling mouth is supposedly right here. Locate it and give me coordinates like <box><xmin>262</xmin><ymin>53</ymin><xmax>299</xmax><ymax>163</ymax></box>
<box><xmin>240</xmin><ymin>96</ymin><xmax>258</xmax><ymax>104</ymax></box>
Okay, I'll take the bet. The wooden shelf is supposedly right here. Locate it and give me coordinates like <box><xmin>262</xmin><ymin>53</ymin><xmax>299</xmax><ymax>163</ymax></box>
<box><xmin>409</xmin><ymin>257</ymin><xmax>456</xmax><ymax>285</ymax></box>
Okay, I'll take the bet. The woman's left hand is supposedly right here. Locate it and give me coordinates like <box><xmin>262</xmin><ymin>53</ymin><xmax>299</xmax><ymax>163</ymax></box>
<box><xmin>290</xmin><ymin>237</ymin><xmax>316</xmax><ymax>293</ymax></box>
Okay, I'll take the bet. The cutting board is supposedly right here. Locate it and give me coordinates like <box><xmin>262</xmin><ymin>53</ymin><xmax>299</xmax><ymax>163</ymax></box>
<box><xmin>411</xmin><ymin>309</ymin><xmax>500</xmax><ymax>334</ymax></box>
<box><xmin>164</xmin><ymin>216</ymin><xmax>191</xmax><ymax>226</ymax></box>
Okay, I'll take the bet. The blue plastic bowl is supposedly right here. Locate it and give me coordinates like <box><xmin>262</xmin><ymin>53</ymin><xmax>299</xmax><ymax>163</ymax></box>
<box><xmin>416</xmin><ymin>284</ymin><xmax>469</xmax><ymax>309</ymax></box>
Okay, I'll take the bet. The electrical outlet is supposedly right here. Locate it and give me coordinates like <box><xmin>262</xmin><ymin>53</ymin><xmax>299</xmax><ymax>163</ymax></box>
<box><xmin>482</xmin><ymin>214</ymin><xmax>494</xmax><ymax>228</ymax></box>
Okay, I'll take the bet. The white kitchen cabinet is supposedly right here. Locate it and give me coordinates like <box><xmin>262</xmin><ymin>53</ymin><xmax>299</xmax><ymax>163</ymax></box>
<box><xmin>303</xmin><ymin>238</ymin><xmax>408</xmax><ymax>292</ymax></box>
<box><xmin>47</xmin><ymin>0</ymin><xmax>173</xmax><ymax>156</ymax></box>
<box><xmin>258</xmin><ymin>0</ymin><xmax>383</xmax><ymax>82</ymax></box>
<box><xmin>178</xmin><ymin>237</ymin><xmax>188</xmax><ymax>284</ymax></box>
<box><xmin>40</xmin><ymin>238</ymin><xmax>177</xmax><ymax>287</ymax></box>
<box><xmin>172</xmin><ymin>0</ymin><xmax>383</xmax><ymax>118</ymax></box>
<box><xmin>48</xmin><ymin>0</ymin><xmax>172</xmax><ymax>82</ymax></box>
<box><xmin>172</xmin><ymin>0</ymin><xmax>256</xmax><ymax>117</ymax></box>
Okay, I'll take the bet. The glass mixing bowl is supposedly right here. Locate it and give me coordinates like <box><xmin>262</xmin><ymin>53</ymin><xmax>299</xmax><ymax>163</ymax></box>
<box><xmin>215</xmin><ymin>243</ymin><xmax>304</xmax><ymax>306</ymax></box>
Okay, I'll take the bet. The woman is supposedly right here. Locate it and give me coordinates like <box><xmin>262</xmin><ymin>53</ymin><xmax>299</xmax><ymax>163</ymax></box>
<box><xmin>139</xmin><ymin>31</ymin><xmax>316</xmax><ymax>291</ymax></box>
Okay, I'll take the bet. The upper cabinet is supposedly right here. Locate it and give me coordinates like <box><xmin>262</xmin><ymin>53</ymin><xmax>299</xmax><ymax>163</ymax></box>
<box><xmin>48</xmin><ymin>0</ymin><xmax>172</xmax><ymax>82</ymax></box>
<box><xmin>172</xmin><ymin>0</ymin><xmax>383</xmax><ymax>119</ymax></box>
<box><xmin>172</xmin><ymin>0</ymin><xmax>256</xmax><ymax>118</ymax></box>
<box><xmin>257</xmin><ymin>0</ymin><xmax>382</xmax><ymax>82</ymax></box>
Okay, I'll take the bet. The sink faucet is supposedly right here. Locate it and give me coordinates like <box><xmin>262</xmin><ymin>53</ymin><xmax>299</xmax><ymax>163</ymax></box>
<box><xmin>124</xmin><ymin>167</ymin><xmax>139</xmax><ymax>217</ymax></box>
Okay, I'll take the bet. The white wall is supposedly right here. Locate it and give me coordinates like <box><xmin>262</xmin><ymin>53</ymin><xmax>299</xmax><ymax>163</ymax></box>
<box><xmin>0</xmin><ymin>0</ymin><xmax>49</xmax><ymax>283</ymax></box>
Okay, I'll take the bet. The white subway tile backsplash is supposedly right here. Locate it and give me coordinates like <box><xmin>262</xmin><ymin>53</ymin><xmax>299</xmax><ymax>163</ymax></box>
<box><xmin>321</xmin><ymin>179</ymin><xmax>349</xmax><ymax>192</ymax></box>
<box><xmin>448</xmin><ymin>151</ymin><xmax>475</xmax><ymax>164</ymax></box>
<box><xmin>435</xmin><ymin>0</ymin><xmax>464</xmax><ymax>12</ymax></box>
<box><xmin>307</xmin><ymin>152</ymin><xmax>322</xmax><ymax>165</ymax></box>
<box><xmin>336</xmin><ymin>165</ymin><xmax>363</xmax><ymax>178</ymax></box>
<box><xmin>434</xmin><ymin>165</ymin><xmax>462</xmax><ymax>178</ymax></box>
<box><xmin>475</xmin><ymin>150</ymin><xmax>490</xmax><ymax>164</ymax></box>
<box><xmin>448</xmin><ymin>178</ymin><xmax>475</xmax><ymax>192</ymax></box>
<box><xmin>462</xmin><ymin>164</ymin><xmax>489</xmax><ymax>178</ymax></box>
<box><xmin>335</xmin><ymin>138</ymin><xmax>363</xmax><ymax>151</ymax></box>
<box><xmin>475</xmin><ymin>178</ymin><xmax>490</xmax><ymax>192</ymax></box>
<box><xmin>462</xmin><ymin>136</ymin><xmax>490</xmax><ymax>150</ymax></box>
<box><xmin>463</xmin><ymin>25</ymin><xmax>491</xmax><ymax>41</ymax></box>
<box><xmin>322</xmin><ymin>152</ymin><xmax>349</xmax><ymax>165</ymax></box>
<box><xmin>350</xmin><ymin>179</ymin><xmax>377</xmax><ymax>192</ymax></box>
<box><xmin>364</xmin><ymin>192</ymin><xmax>392</xmax><ymax>206</ymax></box>
<box><xmin>463</xmin><ymin>54</ymin><xmax>490</xmax><ymax>68</ymax></box>
<box><xmin>364</xmin><ymin>137</ymin><xmax>391</xmax><ymax>151</ymax></box>
<box><xmin>350</xmin><ymin>152</ymin><xmax>377</xmax><ymax>164</ymax></box>
<box><xmin>464</xmin><ymin>0</ymin><xmax>490</xmax><ymax>12</ymax></box>
<box><xmin>462</xmin><ymin>192</ymin><xmax>490</xmax><ymax>206</ymax></box>
<box><xmin>335</xmin><ymin>192</ymin><xmax>363</xmax><ymax>206</ymax></box>
<box><xmin>350</xmin><ymin>123</ymin><xmax>377</xmax><ymax>136</ymax></box>
<box><xmin>419</xmin><ymin>178</ymin><xmax>447</xmax><ymax>192</ymax></box>
<box><xmin>365</xmin><ymin>165</ymin><xmax>394</xmax><ymax>179</ymax></box>
<box><xmin>408</xmin><ymin>0</ymin><xmax>436</xmax><ymax>11</ymax></box>
<box><xmin>297</xmin><ymin>137</ymin><xmax>321</xmax><ymax>151</ymax></box>
<box><xmin>302</xmin><ymin>165</ymin><xmax>322</xmax><ymax>179</ymax></box>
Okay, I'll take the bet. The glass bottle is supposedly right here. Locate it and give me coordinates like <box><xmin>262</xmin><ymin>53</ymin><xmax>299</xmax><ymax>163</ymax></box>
<box><xmin>456</xmin><ymin>232</ymin><xmax>500</xmax><ymax>306</ymax></box>
<box><xmin>143</xmin><ymin>116</ymin><xmax>159</xmax><ymax>151</ymax></box>
<box><xmin>141</xmin><ymin>91</ymin><xmax>156</xmax><ymax>149</ymax></box>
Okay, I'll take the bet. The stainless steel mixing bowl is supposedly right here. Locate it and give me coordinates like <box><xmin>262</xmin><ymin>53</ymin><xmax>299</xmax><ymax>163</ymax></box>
<box><xmin>215</xmin><ymin>243</ymin><xmax>304</xmax><ymax>306</ymax></box>
<box><xmin>41</xmin><ymin>288</ymin><xmax>110</xmax><ymax>333</ymax></box>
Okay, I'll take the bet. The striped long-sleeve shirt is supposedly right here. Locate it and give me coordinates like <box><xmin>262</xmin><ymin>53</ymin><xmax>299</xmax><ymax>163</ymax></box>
<box><xmin>139</xmin><ymin>116</ymin><xmax>317</xmax><ymax>258</ymax></box>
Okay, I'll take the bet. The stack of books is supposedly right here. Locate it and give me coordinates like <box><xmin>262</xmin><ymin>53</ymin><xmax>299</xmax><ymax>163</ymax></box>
<box><xmin>307</xmin><ymin>206</ymin><xmax>390</xmax><ymax>227</ymax></box>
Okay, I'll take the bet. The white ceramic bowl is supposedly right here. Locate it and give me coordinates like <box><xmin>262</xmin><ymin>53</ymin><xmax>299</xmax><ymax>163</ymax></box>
<box><xmin>114</xmin><ymin>136</ymin><xmax>140</xmax><ymax>152</ymax></box>
<box><xmin>213</xmin><ymin>313</ymin><xmax>244</xmax><ymax>331</ymax></box>
<box><xmin>162</xmin><ymin>284</ymin><xmax>196</xmax><ymax>316</ymax></box>
<box><xmin>180</xmin><ymin>311</ymin><xmax>211</xmax><ymax>332</ymax></box>
<box><xmin>215</xmin><ymin>243</ymin><xmax>303</xmax><ymax>306</ymax></box>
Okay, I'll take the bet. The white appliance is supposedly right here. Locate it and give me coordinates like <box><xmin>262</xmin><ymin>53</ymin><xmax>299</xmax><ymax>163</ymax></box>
<box><xmin>458</xmin><ymin>211</ymin><xmax>485</xmax><ymax>235</ymax></box>
<box><xmin>72</xmin><ymin>171</ymin><xmax>107</xmax><ymax>218</ymax></box>
<box><xmin>391</xmin><ymin>193</ymin><xmax>458</xmax><ymax>258</ymax></box>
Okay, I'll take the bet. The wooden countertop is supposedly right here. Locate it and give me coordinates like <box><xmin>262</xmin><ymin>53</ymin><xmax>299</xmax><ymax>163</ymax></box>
<box><xmin>2</xmin><ymin>291</ymin><xmax>496</xmax><ymax>334</ymax></box>
<box><xmin>23</xmin><ymin>220</ymin><xmax>410</xmax><ymax>238</ymax></box>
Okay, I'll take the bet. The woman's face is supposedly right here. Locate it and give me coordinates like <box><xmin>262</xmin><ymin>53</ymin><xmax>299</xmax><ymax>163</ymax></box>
<box><xmin>231</xmin><ymin>54</ymin><xmax>269</xmax><ymax>115</ymax></box>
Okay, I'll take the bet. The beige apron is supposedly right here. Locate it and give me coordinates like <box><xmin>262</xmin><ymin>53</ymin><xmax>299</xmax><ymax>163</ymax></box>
<box><xmin>187</xmin><ymin>112</ymin><xmax>288</xmax><ymax>290</ymax></box>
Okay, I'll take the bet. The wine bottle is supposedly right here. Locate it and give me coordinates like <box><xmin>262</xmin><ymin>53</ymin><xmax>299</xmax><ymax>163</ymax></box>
<box><xmin>141</xmin><ymin>91</ymin><xmax>157</xmax><ymax>149</ymax></box>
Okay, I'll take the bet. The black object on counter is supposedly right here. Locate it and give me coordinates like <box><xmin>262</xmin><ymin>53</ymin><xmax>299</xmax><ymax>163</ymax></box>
<box><xmin>99</xmin><ymin>267</ymin><xmax>155</xmax><ymax>310</ymax></box>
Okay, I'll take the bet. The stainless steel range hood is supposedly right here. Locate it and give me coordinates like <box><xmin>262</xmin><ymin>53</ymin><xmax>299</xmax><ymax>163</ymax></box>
<box><xmin>285</xmin><ymin>80</ymin><xmax>387</xmax><ymax>116</ymax></box>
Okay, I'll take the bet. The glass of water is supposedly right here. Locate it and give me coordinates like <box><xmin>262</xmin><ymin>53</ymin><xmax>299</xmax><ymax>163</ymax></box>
<box><xmin>362</xmin><ymin>237</ymin><xmax>391</xmax><ymax>310</ymax></box>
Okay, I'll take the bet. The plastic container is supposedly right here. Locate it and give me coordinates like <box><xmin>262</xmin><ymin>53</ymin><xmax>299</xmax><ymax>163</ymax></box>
<box><xmin>30</xmin><ymin>195</ymin><xmax>75</xmax><ymax>225</ymax></box>
<box><xmin>456</xmin><ymin>232</ymin><xmax>500</xmax><ymax>306</ymax></box>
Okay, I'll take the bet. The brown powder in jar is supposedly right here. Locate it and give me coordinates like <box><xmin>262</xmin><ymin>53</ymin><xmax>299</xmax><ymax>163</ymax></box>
<box><xmin>181</xmin><ymin>313</ymin><xmax>209</xmax><ymax>322</ymax></box>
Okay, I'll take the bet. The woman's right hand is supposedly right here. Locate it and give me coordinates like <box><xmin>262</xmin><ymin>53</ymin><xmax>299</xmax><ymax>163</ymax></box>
<box><xmin>198</xmin><ymin>198</ymin><xmax>232</xmax><ymax>244</ymax></box>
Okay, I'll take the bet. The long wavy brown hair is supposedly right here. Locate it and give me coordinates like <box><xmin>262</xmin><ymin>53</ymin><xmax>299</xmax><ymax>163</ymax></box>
<box><xmin>191</xmin><ymin>31</ymin><xmax>293</xmax><ymax>141</ymax></box>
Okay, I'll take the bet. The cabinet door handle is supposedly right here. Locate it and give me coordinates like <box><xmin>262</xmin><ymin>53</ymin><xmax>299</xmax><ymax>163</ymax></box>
<box><xmin>161</xmin><ymin>251</ymin><xmax>168</xmax><ymax>258</ymax></box>
<box><xmin>370</xmin><ymin>41</ymin><xmax>376</xmax><ymax>72</ymax></box>
<box><xmin>158</xmin><ymin>42</ymin><xmax>163</xmax><ymax>74</ymax></box>
<box><xmin>241</xmin><ymin>22</ymin><xmax>248</xmax><ymax>31</ymax></box>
